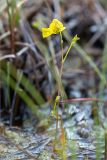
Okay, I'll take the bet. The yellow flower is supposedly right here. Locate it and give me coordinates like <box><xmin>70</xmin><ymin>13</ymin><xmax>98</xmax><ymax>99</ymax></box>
<box><xmin>42</xmin><ymin>19</ymin><xmax>66</xmax><ymax>38</ymax></box>
<box><xmin>42</xmin><ymin>28</ymin><xmax>52</xmax><ymax>38</ymax></box>
<box><xmin>49</xmin><ymin>19</ymin><xmax>66</xmax><ymax>34</ymax></box>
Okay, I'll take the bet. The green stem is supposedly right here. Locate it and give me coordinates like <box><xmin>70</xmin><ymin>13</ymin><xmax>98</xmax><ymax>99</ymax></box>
<box><xmin>62</xmin><ymin>35</ymin><xmax>79</xmax><ymax>63</ymax></box>
<box><xmin>58</xmin><ymin>32</ymin><xmax>64</xmax><ymax>97</ymax></box>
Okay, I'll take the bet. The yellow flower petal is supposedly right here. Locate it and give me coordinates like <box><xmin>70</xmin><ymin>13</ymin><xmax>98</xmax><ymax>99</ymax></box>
<box><xmin>49</xmin><ymin>19</ymin><xmax>66</xmax><ymax>34</ymax></box>
<box><xmin>41</xmin><ymin>19</ymin><xmax>66</xmax><ymax>38</ymax></box>
<box><xmin>42</xmin><ymin>28</ymin><xmax>52</xmax><ymax>38</ymax></box>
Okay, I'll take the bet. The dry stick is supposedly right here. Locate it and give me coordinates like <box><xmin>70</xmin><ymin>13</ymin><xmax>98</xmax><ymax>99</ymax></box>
<box><xmin>60</xmin><ymin>97</ymin><xmax>105</xmax><ymax>103</ymax></box>
<box><xmin>0</xmin><ymin>54</ymin><xmax>15</xmax><ymax>61</ymax></box>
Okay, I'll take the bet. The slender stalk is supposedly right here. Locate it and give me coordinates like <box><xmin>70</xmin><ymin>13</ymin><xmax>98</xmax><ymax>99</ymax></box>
<box><xmin>53</xmin><ymin>32</ymin><xmax>65</xmax><ymax>151</ymax></box>
<box><xmin>57</xmin><ymin>32</ymin><xmax>64</xmax><ymax>97</ymax></box>
<box><xmin>62</xmin><ymin>35</ymin><xmax>79</xmax><ymax>63</ymax></box>
<box><xmin>105</xmin><ymin>130</ymin><xmax>107</xmax><ymax>160</ymax></box>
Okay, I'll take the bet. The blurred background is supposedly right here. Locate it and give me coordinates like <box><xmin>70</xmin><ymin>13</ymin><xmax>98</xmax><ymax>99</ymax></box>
<box><xmin>1</xmin><ymin>0</ymin><xmax>107</xmax><ymax>159</ymax></box>
<box><xmin>0</xmin><ymin>0</ymin><xmax>107</xmax><ymax>134</ymax></box>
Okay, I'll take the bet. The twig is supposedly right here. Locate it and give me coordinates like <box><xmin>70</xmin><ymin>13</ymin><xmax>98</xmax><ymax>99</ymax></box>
<box><xmin>0</xmin><ymin>54</ymin><xmax>15</xmax><ymax>61</ymax></box>
<box><xmin>60</xmin><ymin>97</ymin><xmax>105</xmax><ymax>103</ymax></box>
